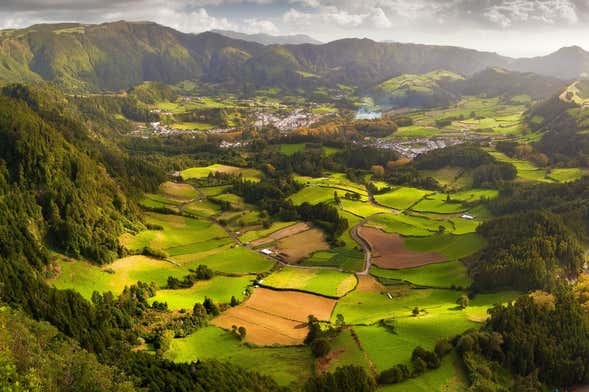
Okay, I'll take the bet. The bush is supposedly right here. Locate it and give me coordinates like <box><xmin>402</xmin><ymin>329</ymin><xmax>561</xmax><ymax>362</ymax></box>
<box><xmin>311</xmin><ymin>338</ymin><xmax>331</xmax><ymax>358</ymax></box>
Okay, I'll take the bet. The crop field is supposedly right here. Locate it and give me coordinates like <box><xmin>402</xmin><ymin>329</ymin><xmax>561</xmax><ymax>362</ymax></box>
<box><xmin>374</xmin><ymin>187</ymin><xmax>430</xmax><ymax>210</ymax></box>
<box><xmin>149</xmin><ymin>276</ymin><xmax>252</xmax><ymax>310</ymax></box>
<box><xmin>550</xmin><ymin>167</ymin><xmax>585</xmax><ymax>182</ymax></box>
<box><xmin>181</xmin><ymin>164</ymin><xmax>261</xmax><ymax>182</ymax></box>
<box><xmin>358</xmin><ymin>226</ymin><xmax>446</xmax><ymax>268</ymax></box>
<box><xmin>261</xmin><ymin>267</ymin><xmax>357</xmax><ymax>297</ymax></box>
<box><xmin>212</xmin><ymin>288</ymin><xmax>336</xmax><ymax>346</ymax></box>
<box><xmin>201</xmin><ymin>185</ymin><xmax>230</xmax><ymax>196</ymax></box>
<box><xmin>275</xmin><ymin>228</ymin><xmax>330</xmax><ymax>263</ymax></box>
<box><xmin>249</xmin><ymin>222</ymin><xmax>310</xmax><ymax>247</ymax></box>
<box><xmin>139</xmin><ymin>194</ymin><xmax>181</xmax><ymax>212</ymax></box>
<box><xmin>166</xmin><ymin>326</ymin><xmax>313</xmax><ymax>387</ymax></box>
<box><xmin>280</xmin><ymin>143</ymin><xmax>306</xmax><ymax>155</ymax></box>
<box><xmin>238</xmin><ymin>221</ymin><xmax>297</xmax><ymax>243</ymax></box>
<box><xmin>419</xmin><ymin>167</ymin><xmax>465</xmax><ymax>187</ymax></box>
<box><xmin>370</xmin><ymin>261</ymin><xmax>471</xmax><ymax>289</ymax></box>
<box><xmin>294</xmin><ymin>173</ymin><xmax>367</xmax><ymax>197</ymax></box>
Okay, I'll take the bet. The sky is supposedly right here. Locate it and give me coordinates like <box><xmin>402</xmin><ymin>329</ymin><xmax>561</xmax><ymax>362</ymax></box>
<box><xmin>2</xmin><ymin>0</ymin><xmax>589</xmax><ymax>57</ymax></box>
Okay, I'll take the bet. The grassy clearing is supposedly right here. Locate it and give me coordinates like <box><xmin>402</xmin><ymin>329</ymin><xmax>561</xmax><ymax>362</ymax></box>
<box><xmin>550</xmin><ymin>168</ymin><xmax>585</xmax><ymax>182</ymax></box>
<box><xmin>374</xmin><ymin>187</ymin><xmax>430</xmax><ymax>210</ymax></box>
<box><xmin>261</xmin><ymin>267</ymin><xmax>357</xmax><ymax>297</ymax></box>
<box><xmin>171</xmin><ymin>122</ymin><xmax>215</xmax><ymax>130</ymax></box>
<box><xmin>370</xmin><ymin>261</ymin><xmax>471</xmax><ymax>289</ymax></box>
<box><xmin>181</xmin><ymin>164</ymin><xmax>261</xmax><ymax>182</ymax></box>
<box><xmin>166</xmin><ymin>326</ymin><xmax>313</xmax><ymax>387</ymax></box>
<box><xmin>148</xmin><ymin>276</ymin><xmax>252</xmax><ymax>310</ymax></box>
<box><xmin>404</xmin><ymin>233</ymin><xmax>485</xmax><ymax>260</ymax></box>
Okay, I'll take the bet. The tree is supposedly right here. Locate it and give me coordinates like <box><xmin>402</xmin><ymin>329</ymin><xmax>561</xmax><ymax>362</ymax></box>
<box><xmin>334</xmin><ymin>191</ymin><xmax>341</xmax><ymax>205</ymax></box>
<box><xmin>456</xmin><ymin>295</ymin><xmax>469</xmax><ymax>309</ymax></box>
<box><xmin>335</xmin><ymin>313</ymin><xmax>345</xmax><ymax>330</ymax></box>
<box><xmin>230</xmin><ymin>296</ymin><xmax>239</xmax><ymax>307</ymax></box>
<box><xmin>238</xmin><ymin>326</ymin><xmax>247</xmax><ymax>340</ymax></box>
<box><xmin>371</xmin><ymin>165</ymin><xmax>385</xmax><ymax>178</ymax></box>
<box><xmin>311</xmin><ymin>338</ymin><xmax>331</xmax><ymax>358</ymax></box>
<box><xmin>412</xmin><ymin>307</ymin><xmax>420</xmax><ymax>316</ymax></box>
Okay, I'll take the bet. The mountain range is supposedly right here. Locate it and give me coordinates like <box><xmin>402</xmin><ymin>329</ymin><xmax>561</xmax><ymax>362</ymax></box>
<box><xmin>211</xmin><ymin>29</ymin><xmax>322</xmax><ymax>45</ymax></box>
<box><xmin>0</xmin><ymin>21</ymin><xmax>588</xmax><ymax>92</ymax></box>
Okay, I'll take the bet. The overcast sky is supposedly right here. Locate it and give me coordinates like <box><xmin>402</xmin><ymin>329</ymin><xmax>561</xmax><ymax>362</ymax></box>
<box><xmin>2</xmin><ymin>0</ymin><xmax>589</xmax><ymax>57</ymax></box>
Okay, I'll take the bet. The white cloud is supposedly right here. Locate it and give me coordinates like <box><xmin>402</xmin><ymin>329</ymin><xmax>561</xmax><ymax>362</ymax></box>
<box><xmin>149</xmin><ymin>7</ymin><xmax>236</xmax><ymax>32</ymax></box>
<box><xmin>289</xmin><ymin>0</ymin><xmax>320</xmax><ymax>8</ymax></box>
<box><xmin>283</xmin><ymin>8</ymin><xmax>313</xmax><ymax>25</ymax></box>
<box><xmin>242</xmin><ymin>18</ymin><xmax>279</xmax><ymax>34</ymax></box>
<box><xmin>370</xmin><ymin>7</ymin><xmax>392</xmax><ymax>29</ymax></box>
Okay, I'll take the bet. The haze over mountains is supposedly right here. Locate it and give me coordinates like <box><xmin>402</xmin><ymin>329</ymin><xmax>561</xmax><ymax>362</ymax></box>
<box><xmin>0</xmin><ymin>20</ymin><xmax>588</xmax><ymax>92</ymax></box>
<box><xmin>211</xmin><ymin>30</ymin><xmax>322</xmax><ymax>46</ymax></box>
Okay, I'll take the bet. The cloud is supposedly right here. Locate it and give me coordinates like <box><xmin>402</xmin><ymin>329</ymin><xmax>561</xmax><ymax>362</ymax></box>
<box><xmin>370</xmin><ymin>7</ymin><xmax>393</xmax><ymax>29</ymax></box>
<box><xmin>242</xmin><ymin>18</ymin><xmax>279</xmax><ymax>34</ymax></box>
<box><xmin>289</xmin><ymin>0</ymin><xmax>320</xmax><ymax>8</ymax></box>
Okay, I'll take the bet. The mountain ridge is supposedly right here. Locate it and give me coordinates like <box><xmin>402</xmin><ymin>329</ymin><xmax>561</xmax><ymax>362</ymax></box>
<box><xmin>1</xmin><ymin>21</ymin><xmax>587</xmax><ymax>92</ymax></box>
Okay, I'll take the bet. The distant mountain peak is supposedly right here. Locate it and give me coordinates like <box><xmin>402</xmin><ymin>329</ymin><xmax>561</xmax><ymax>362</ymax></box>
<box><xmin>211</xmin><ymin>30</ymin><xmax>322</xmax><ymax>45</ymax></box>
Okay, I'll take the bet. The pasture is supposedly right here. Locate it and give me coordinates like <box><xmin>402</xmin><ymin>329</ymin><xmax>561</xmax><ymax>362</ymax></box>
<box><xmin>148</xmin><ymin>275</ymin><xmax>252</xmax><ymax>310</ymax></box>
<box><xmin>261</xmin><ymin>267</ymin><xmax>357</xmax><ymax>297</ymax></box>
<box><xmin>181</xmin><ymin>164</ymin><xmax>261</xmax><ymax>182</ymax></box>
<box><xmin>166</xmin><ymin>326</ymin><xmax>313</xmax><ymax>387</ymax></box>
<box><xmin>186</xmin><ymin>245</ymin><xmax>275</xmax><ymax>274</ymax></box>
<box><xmin>274</xmin><ymin>228</ymin><xmax>330</xmax><ymax>263</ymax></box>
<box><xmin>374</xmin><ymin>187</ymin><xmax>430</xmax><ymax>210</ymax></box>
<box><xmin>370</xmin><ymin>261</ymin><xmax>471</xmax><ymax>289</ymax></box>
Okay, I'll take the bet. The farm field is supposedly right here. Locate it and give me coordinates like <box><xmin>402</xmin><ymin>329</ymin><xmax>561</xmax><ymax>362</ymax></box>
<box><xmin>212</xmin><ymin>288</ymin><xmax>336</xmax><ymax>345</ymax></box>
<box><xmin>357</xmin><ymin>226</ymin><xmax>446</xmax><ymax>268</ymax></box>
<box><xmin>366</xmin><ymin>213</ymin><xmax>454</xmax><ymax>237</ymax></box>
<box><xmin>261</xmin><ymin>267</ymin><xmax>357</xmax><ymax>297</ymax></box>
<box><xmin>370</xmin><ymin>261</ymin><xmax>471</xmax><ymax>289</ymax></box>
<box><xmin>324</xmin><ymin>328</ymin><xmax>371</xmax><ymax>374</ymax></box>
<box><xmin>50</xmin><ymin>255</ymin><xmax>188</xmax><ymax>299</ymax></box>
<box><xmin>120</xmin><ymin>212</ymin><xmax>228</xmax><ymax>254</ymax></box>
<box><xmin>411</xmin><ymin>189</ymin><xmax>498</xmax><ymax>214</ymax></box>
<box><xmin>181</xmin><ymin>164</ymin><xmax>261</xmax><ymax>182</ymax></box>
<box><xmin>185</xmin><ymin>245</ymin><xmax>275</xmax><ymax>274</ymax></box>
<box><xmin>250</xmin><ymin>222</ymin><xmax>311</xmax><ymax>247</ymax></box>
<box><xmin>239</xmin><ymin>221</ymin><xmax>298</xmax><ymax>243</ymax></box>
<box><xmin>166</xmin><ymin>326</ymin><xmax>313</xmax><ymax>387</ymax></box>
<box><xmin>148</xmin><ymin>275</ymin><xmax>252</xmax><ymax>310</ymax></box>
<box><xmin>158</xmin><ymin>181</ymin><xmax>199</xmax><ymax>201</ymax></box>
<box><xmin>274</xmin><ymin>228</ymin><xmax>330</xmax><ymax>263</ymax></box>
<box><xmin>374</xmin><ymin>187</ymin><xmax>430</xmax><ymax>210</ymax></box>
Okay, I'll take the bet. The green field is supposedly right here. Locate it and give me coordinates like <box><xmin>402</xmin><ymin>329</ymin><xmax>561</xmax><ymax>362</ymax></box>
<box><xmin>301</xmin><ymin>248</ymin><xmax>365</xmax><ymax>273</ymax></box>
<box><xmin>370</xmin><ymin>261</ymin><xmax>471</xmax><ymax>289</ymax></box>
<box><xmin>326</xmin><ymin>328</ymin><xmax>371</xmax><ymax>373</ymax></box>
<box><xmin>288</xmin><ymin>186</ymin><xmax>337</xmax><ymax>205</ymax></box>
<box><xmin>404</xmin><ymin>233</ymin><xmax>486</xmax><ymax>260</ymax></box>
<box><xmin>550</xmin><ymin>167</ymin><xmax>585</xmax><ymax>182</ymax></box>
<box><xmin>378</xmin><ymin>351</ymin><xmax>468</xmax><ymax>391</ymax></box>
<box><xmin>50</xmin><ymin>256</ymin><xmax>189</xmax><ymax>299</ymax></box>
<box><xmin>367</xmin><ymin>213</ymin><xmax>453</xmax><ymax>237</ymax></box>
<box><xmin>374</xmin><ymin>187</ymin><xmax>430</xmax><ymax>210</ymax></box>
<box><xmin>261</xmin><ymin>267</ymin><xmax>357</xmax><ymax>297</ymax></box>
<box><xmin>185</xmin><ymin>245</ymin><xmax>275</xmax><ymax>274</ymax></box>
<box><xmin>411</xmin><ymin>189</ymin><xmax>498</xmax><ymax>214</ymax></box>
<box><xmin>183</xmin><ymin>199</ymin><xmax>221</xmax><ymax>218</ymax></box>
<box><xmin>340</xmin><ymin>199</ymin><xmax>390</xmax><ymax>218</ymax></box>
<box><xmin>280</xmin><ymin>143</ymin><xmax>306</xmax><ymax>156</ymax></box>
<box><xmin>238</xmin><ymin>221</ymin><xmax>297</xmax><ymax>243</ymax></box>
<box><xmin>181</xmin><ymin>164</ymin><xmax>261</xmax><ymax>182</ymax></box>
<box><xmin>167</xmin><ymin>326</ymin><xmax>312</xmax><ymax>387</ymax></box>
<box><xmin>122</xmin><ymin>213</ymin><xmax>228</xmax><ymax>254</ymax></box>
<box><xmin>149</xmin><ymin>276</ymin><xmax>252</xmax><ymax>310</ymax></box>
